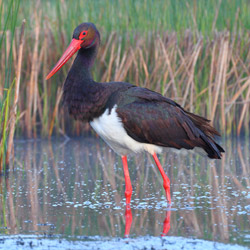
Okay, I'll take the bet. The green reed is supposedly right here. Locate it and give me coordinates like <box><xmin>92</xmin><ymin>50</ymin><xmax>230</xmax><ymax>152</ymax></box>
<box><xmin>0</xmin><ymin>0</ymin><xmax>20</xmax><ymax>170</ymax></box>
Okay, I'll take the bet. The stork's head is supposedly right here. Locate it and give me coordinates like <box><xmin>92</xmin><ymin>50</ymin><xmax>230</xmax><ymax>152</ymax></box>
<box><xmin>46</xmin><ymin>22</ymin><xmax>100</xmax><ymax>80</ymax></box>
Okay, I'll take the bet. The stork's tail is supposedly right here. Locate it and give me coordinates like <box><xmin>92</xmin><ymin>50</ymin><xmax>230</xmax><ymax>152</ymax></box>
<box><xmin>186</xmin><ymin>111</ymin><xmax>225</xmax><ymax>159</ymax></box>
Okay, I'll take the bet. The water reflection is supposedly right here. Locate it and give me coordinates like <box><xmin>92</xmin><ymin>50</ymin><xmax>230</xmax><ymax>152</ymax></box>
<box><xmin>0</xmin><ymin>137</ymin><xmax>249</xmax><ymax>247</ymax></box>
<box><xmin>124</xmin><ymin>205</ymin><xmax>170</xmax><ymax>237</ymax></box>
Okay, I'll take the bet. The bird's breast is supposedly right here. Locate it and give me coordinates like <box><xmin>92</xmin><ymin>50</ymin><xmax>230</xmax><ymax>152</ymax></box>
<box><xmin>90</xmin><ymin>105</ymin><xmax>161</xmax><ymax>155</ymax></box>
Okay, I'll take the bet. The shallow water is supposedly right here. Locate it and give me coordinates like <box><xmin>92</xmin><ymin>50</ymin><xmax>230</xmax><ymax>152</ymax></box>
<box><xmin>0</xmin><ymin>137</ymin><xmax>249</xmax><ymax>249</ymax></box>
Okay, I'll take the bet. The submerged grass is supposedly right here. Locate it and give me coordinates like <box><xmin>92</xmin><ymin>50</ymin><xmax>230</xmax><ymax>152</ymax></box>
<box><xmin>0</xmin><ymin>0</ymin><xmax>250</xmax><ymax>146</ymax></box>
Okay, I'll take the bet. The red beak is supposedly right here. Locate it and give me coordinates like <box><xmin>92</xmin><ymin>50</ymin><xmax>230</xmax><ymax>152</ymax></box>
<box><xmin>46</xmin><ymin>39</ymin><xmax>82</xmax><ymax>80</ymax></box>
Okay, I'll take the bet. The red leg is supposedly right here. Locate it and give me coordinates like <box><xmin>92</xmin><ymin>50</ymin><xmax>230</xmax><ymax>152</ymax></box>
<box><xmin>152</xmin><ymin>153</ymin><xmax>171</xmax><ymax>204</ymax></box>
<box><xmin>122</xmin><ymin>156</ymin><xmax>132</xmax><ymax>204</ymax></box>
<box><xmin>124</xmin><ymin>204</ymin><xmax>133</xmax><ymax>237</ymax></box>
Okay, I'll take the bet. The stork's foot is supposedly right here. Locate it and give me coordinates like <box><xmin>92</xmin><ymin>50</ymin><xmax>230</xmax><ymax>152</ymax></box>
<box><xmin>152</xmin><ymin>153</ymin><xmax>171</xmax><ymax>204</ymax></box>
<box><xmin>163</xmin><ymin>180</ymin><xmax>171</xmax><ymax>204</ymax></box>
<box><xmin>124</xmin><ymin>189</ymin><xmax>132</xmax><ymax>204</ymax></box>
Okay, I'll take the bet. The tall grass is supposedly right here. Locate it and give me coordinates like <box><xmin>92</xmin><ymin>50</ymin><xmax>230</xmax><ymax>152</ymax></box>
<box><xmin>1</xmin><ymin>0</ymin><xmax>250</xmax><ymax>143</ymax></box>
<box><xmin>17</xmin><ymin>0</ymin><xmax>250</xmax><ymax>36</ymax></box>
<box><xmin>0</xmin><ymin>0</ymin><xmax>20</xmax><ymax>170</ymax></box>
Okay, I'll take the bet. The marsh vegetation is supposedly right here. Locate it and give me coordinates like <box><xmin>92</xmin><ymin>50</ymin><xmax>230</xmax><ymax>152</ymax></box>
<box><xmin>0</xmin><ymin>1</ymin><xmax>250</xmax><ymax>248</ymax></box>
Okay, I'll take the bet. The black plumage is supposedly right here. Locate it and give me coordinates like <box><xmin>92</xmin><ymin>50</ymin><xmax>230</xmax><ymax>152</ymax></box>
<box><xmin>61</xmin><ymin>23</ymin><xmax>224</xmax><ymax>159</ymax></box>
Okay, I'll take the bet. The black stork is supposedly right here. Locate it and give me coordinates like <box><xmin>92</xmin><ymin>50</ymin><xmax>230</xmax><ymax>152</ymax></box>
<box><xmin>46</xmin><ymin>22</ymin><xmax>224</xmax><ymax>205</ymax></box>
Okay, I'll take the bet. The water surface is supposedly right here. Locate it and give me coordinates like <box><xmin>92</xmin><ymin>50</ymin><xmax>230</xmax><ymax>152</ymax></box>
<box><xmin>0</xmin><ymin>137</ymin><xmax>249</xmax><ymax>249</ymax></box>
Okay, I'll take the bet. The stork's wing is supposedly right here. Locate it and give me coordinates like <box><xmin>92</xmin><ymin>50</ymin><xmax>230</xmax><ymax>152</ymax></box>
<box><xmin>114</xmin><ymin>87</ymin><xmax>224</xmax><ymax>158</ymax></box>
<box><xmin>117</xmin><ymin>99</ymin><xmax>197</xmax><ymax>148</ymax></box>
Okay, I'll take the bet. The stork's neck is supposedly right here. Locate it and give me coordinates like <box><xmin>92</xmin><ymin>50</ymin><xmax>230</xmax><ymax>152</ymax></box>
<box><xmin>63</xmin><ymin>40</ymin><xmax>108</xmax><ymax>121</ymax></box>
<box><xmin>68</xmin><ymin>42</ymin><xmax>99</xmax><ymax>81</ymax></box>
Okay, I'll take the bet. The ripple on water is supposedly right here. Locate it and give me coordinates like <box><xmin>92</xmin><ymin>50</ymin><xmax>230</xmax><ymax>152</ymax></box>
<box><xmin>0</xmin><ymin>138</ymin><xmax>249</xmax><ymax>248</ymax></box>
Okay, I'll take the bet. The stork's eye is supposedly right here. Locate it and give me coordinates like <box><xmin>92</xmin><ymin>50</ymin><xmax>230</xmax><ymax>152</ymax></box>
<box><xmin>79</xmin><ymin>30</ymin><xmax>88</xmax><ymax>40</ymax></box>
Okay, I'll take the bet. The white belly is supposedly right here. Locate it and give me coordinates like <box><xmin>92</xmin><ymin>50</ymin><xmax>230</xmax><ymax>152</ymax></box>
<box><xmin>90</xmin><ymin>105</ymin><xmax>162</xmax><ymax>156</ymax></box>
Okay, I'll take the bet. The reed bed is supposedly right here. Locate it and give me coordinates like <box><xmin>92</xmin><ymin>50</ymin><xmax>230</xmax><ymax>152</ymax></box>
<box><xmin>0</xmin><ymin>0</ymin><xmax>20</xmax><ymax>170</ymax></box>
<box><xmin>1</xmin><ymin>25</ymin><xmax>250</xmax><ymax>138</ymax></box>
<box><xmin>1</xmin><ymin>0</ymin><xmax>250</xmax><ymax>168</ymax></box>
